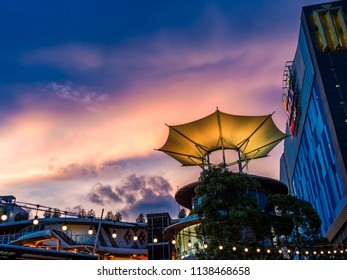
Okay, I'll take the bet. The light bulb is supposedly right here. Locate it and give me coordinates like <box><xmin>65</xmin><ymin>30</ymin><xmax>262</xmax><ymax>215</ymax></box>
<box><xmin>133</xmin><ymin>235</ymin><xmax>138</xmax><ymax>241</ymax></box>
<box><xmin>62</xmin><ymin>224</ymin><xmax>67</xmax><ymax>231</ymax></box>
<box><xmin>112</xmin><ymin>230</ymin><xmax>117</xmax><ymax>238</ymax></box>
<box><xmin>33</xmin><ymin>215</ymin><xmax>39</xmax><ymax>225</ymax></box>
<box><xmin>153</xmin><ymin>237</ymin><xmax>158</xmax><ymax>243</ymax></box>
<box><xmin>188</xmin><ymin>240</ymin><xmax>192</xmax><ymax>247</ymax></box>
<box><xmin>1</xmin><ymin>213</ymin><xmax>7</xmax><ymax>221</ymax></box>
<box><xmin>88</xmin><ymin>226</ymin><xmax>93</xmax><ymax>235</ymax></box>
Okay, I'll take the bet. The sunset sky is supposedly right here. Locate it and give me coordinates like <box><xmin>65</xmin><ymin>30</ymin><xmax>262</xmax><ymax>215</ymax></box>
<box><xmin>0</xmin><ymin>0</ymin><xmax>332</xmax><ymax>221</ymax></box>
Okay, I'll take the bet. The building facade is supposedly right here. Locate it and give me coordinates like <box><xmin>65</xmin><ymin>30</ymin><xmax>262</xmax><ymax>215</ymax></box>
<box><xmin>0</xmin><ymin>196</ymin><xmax>148</xmax><ymax>260</ymax></box>
<box><xmin>280</xmin><ymin>0</ymin><xmax>347</xmax><ymax>244</ymax></box>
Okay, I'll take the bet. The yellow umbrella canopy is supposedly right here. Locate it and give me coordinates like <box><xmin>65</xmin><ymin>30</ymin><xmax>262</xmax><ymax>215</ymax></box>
<box><xmin>158</xmin><ymin>109</ymin><xmax>287</xmax><ymax>169</ymax></box>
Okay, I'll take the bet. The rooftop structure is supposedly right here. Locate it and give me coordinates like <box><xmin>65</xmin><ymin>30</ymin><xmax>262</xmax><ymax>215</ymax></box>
<box><xmin>158</xmin><ymin>110</ymin><xmax>289</xmax><ymax>259</ymax></box>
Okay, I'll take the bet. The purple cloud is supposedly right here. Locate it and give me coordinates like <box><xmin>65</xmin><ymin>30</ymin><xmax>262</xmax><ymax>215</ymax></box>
<box><xmin>86</xmin><ymin>174</ymin><xmax>177</xmax><ymax>220</ymax></box>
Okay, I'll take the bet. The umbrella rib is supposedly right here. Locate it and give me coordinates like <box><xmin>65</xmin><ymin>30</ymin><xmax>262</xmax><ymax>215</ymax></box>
<box><xmin>166</xmin><ymin>124</ymin><xmax>208</xmax><ymax>156</ymax></box>
<box><xmin>237</xmin><ymin>112</ymin><xmax>274</xmax><ymax>150</ymax></box>
<box><xmin>157</xmin><ymin>148</ymin><xmax>203</xmax><ymax>160</ymax></box>
<box><xmin>216</xmin><ymin>109</ymin><xmax>226</xmax><ymax>167</ymax></box>
<box><xmin>242</xmin><ymin>134</ymin><xmax>289</xmax><ymax>157</ymax></box>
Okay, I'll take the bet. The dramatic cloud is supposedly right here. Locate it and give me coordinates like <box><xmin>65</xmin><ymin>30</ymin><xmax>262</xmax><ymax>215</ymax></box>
<box><xmin>86</xmin><ymin>174</ymin><xmax>177</xmax><ymax>220</ymax></box>
<box><xmin>88</xmin><ymin>183</ymin><xmax>122</xmax><ymax>205</ymax></box>
<box><xmin>0</xmin><ymin>0</ymin><xmax>330</xmax><ymax>221</ymax></box>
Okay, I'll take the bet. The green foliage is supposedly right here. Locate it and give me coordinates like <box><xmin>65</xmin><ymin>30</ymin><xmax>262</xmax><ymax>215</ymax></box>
<box><xmin>194</xmin><ymin>168</ymin><xmax>265</xmax><ymax>259</ymax></box>
<box><xmin>43</xmin><ymin>208</ymin><xmax>52</xmax><ymax>218</ymax></box>
<box><xmin>178</xmin><ymin>208</ymin><xmax>187</xmax><ymax>218</ymax></box>
<box><xmin>265</xmin><ymin>194</ymin><xmax>322</xmax><ymax>245</ymax></box>
<box><xmin>193</xmin><ymin>167</ymin><xmax>327</xmax><ymax>260</ymax></box>
<box><xmin>104</xmin><ymin>211</ymin><xmax>114</xmax><ymax>221</ymax></box>
<box><xmin>78</xmin><ymin>208</ymin><xmax>87</xmax><ymax>218</ymax></box>
<box><xmin>114</xmin><ymin>212</ymin><xmax>122</xmax><ymax>222</ymax></box>
<box><xmin>136</xmin><ymin>213</ymin><xmax>146</xmax><ymax>223</ymax></box>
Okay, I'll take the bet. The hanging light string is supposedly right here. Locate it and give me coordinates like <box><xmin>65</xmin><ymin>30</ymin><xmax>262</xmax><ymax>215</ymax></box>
<box><xmin>0</xmin><ymin>201</ymin><xmax>124</xmax><ymax>237</ymax></box>
<box><xmin>173</xmin><ymin>231</ymin><xmax>347</xmax><ymax>258</ymax></box>
<box><xmin>177</xmin><ymin>248</ymin><xmax>347</xmax><ymax>260</ymax></box>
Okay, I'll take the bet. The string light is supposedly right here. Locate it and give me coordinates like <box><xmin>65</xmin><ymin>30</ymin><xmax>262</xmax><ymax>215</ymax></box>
<box><xmin>33</xmin><ymin>205</ymin><xmax>39</xmax><ymax>225</ymax></box>
<box><xmin>88</xmin><ymin>226</ymin><xmax>93</xmax><ymax>235</ymax></box>
<box><xmin>112</xmin><ymin>229</ymin><xmax>117</xmax><ymax>238</ymax></box>
<box><xmin>153</xmin><ymin>237</ymin><xmax>158</xmax><ymax>243</ymax></box>
<box><xmin>62</xmin><ymin>211</ymin><xmax>67</xmax><ymax>231</ymax></box>
<box><xmin>1</xmin><ymin>211</ymin><xmax>7</xmax><ymax>221</ymax></box>
<box><xmin>173</xmin><ymin>232</ymin><xmax>347</xmax><ymax>259</ymax></box>
<box><xmin>62</xmin><ymin>223</ymin><xmax>67</xmax><ymax>231</ymax></box>
<box><xmin>175</xmin><ymin>238</ymin><xmax>347</xmax><ymax>259</ymax></box>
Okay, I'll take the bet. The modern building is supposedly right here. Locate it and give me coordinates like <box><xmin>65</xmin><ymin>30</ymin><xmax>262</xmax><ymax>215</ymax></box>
<box><xmin>280</xmin><ymin>1</ymin><xmax>347</xmax><ymax>244</ymax></box>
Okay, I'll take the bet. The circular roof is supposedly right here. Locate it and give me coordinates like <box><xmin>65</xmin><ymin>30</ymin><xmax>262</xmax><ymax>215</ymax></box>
<box><xmin>175</xmin><ymin>175</ymin><xmax>288</xmax><ymax>210</ymax></box>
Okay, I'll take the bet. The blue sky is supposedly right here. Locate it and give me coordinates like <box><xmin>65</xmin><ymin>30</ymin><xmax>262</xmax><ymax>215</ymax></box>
<box><xmin>0</xmin><ymin>0</ymin><xmax>333</xmax><ymax>221</ymax></box>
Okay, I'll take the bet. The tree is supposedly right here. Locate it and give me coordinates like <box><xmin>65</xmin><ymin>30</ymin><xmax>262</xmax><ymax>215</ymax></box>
<box><xmin>114</xmin><ymin>212</ymin><xmax>122</xmax><ymax>222</ymax></box>
<box><xmin>43</xmin><ymin>208</ymin><xmax>52</xmax><ymax>218</ymax></box>
<box><xmin>193</xmin><ymin>167</ymin><xmax>265</xmax><ymax>259</ymax></box>
<box><xmin>78</xmin><ymin>208</ymin><xmax>87</xmax><ymax>218</ymax></box>
<box><xmin>192</xmin><ymin>167</ymin><xmax>329</xmax><ymax>260</ymax></box>
<box><xmin>87</xmin><ymin>209</ymin><xmax>96</xmax><ymax>218</ymax></box>
<box><xmin>178</xmin><ymin>209</ymin><xmax>187</xmax><ymax>218</ymax></box>
<box><xmin>104</xmin><ymin>211</ymin><xmax>114</xmax><ymax>221</ymax></box>
<box><xmin>264</xmin><ymin>194</ymin><xmax>322</xmax><ymax>248</ymax></box>
<box><xmin>52</xmin><ymin>208</ymin><xmax>61</xmax><ymax>218</ymax></box>
<box><xmin>136</xmin><ymin>213</ymin><xmax>145</xmax><ymax>223</ymax></box>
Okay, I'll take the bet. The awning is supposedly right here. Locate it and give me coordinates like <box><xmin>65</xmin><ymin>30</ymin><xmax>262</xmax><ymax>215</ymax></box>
<box><xmin>158</xmin><ymin>109</ymin><xmax>287</xmax><ymax>168</ymax></box>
